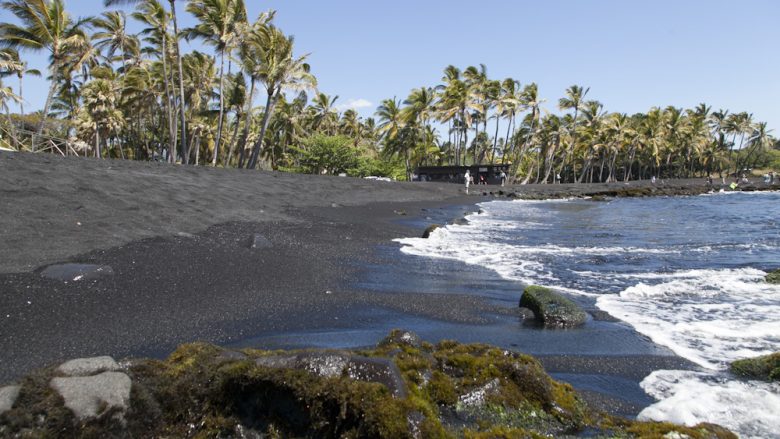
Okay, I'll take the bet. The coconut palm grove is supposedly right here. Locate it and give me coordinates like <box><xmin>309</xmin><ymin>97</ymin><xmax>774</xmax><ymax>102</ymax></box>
<box><xmin>1</xmin><ymin>0</ymin><xmax>778</xmax><ymax>182</ymax></box>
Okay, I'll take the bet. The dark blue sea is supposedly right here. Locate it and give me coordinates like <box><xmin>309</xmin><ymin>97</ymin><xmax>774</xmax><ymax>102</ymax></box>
<box><xmin>395</xmin><ymin>191</ymin><xmax>780</xmax><ymax>438</ymax></box>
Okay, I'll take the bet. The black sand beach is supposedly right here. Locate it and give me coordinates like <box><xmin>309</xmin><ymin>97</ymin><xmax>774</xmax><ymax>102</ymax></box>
<box><xmin>2</xmin><ymin>152</ymin><xmax>766</xmax><ymax>416</ymax></box>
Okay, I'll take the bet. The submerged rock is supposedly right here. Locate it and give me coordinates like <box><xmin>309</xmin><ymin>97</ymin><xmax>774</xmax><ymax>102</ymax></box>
<box><xmin>519</xmin><ymin>285</ymin><xmax>587</xmax><ymax>328</ymax></box>
<box><xmin>730</xmin><ymin>352</ymin><xmax>780</xmax><ymax>381</ymax></box>
<box><xmin>765</xmin><ymin>269</ymin><xmax>780</xmax><ymax>284</ymax></box>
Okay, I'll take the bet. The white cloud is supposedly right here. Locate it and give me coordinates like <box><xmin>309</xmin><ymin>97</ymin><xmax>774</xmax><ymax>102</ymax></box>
<box><xmin>336</xmin><ymin>98</ymin><xmax>373</xmax><ymax>112</ymax></box>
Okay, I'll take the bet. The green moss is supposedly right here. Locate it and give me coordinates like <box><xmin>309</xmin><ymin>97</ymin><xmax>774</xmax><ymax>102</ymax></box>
<box><xmin>730</xmin><ymin>352</ymin><xmax>780</xmax><ymax>382</ymax></box>
<box><xmin>622</xmin><ymin>420</ymin><xmax>737</xmax><ymax>438</ymax></box>
<box><xmin>0</xmin><ymin>331</ymin><xmax>739</xmax><ymax>438</ymax></box>
<box><xmin>426</xmin><ymin>371</ymin><xmax>458</xmax><ymax>406</ymax></box>
<box><xmin>765</xmin><ymin>269</ymin><xmax>780</xmax><ymax>284</ymax></box>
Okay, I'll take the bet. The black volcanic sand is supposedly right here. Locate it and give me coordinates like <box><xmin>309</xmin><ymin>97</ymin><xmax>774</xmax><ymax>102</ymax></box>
<box><xmin>0</xmin><ymin>152</ymin><xmax>752</xmax><ymax>417</ymax></box>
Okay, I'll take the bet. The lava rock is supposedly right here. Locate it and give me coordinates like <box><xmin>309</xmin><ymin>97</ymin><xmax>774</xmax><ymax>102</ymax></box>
<box><xmin>421</xmin><ymin>224</ymin><xmax>441</xmax><ymax>239</ymax></box>
<box><xmin>519</xmin><ymin>285</ymin><xmax>587</xmax><ymax>328</ymax></box>
<box><xmin>50</xmin><ymin>372</ymin><xmax>132</xmax><ymax>420</ymax></box>
<box><xmin>765</xmin><ymin>269</ymin><xmax>780</xmax><ymax>284</ymax></box>
<box><xmin>0</xmin><ymin>386</ymin><xmax>20</xmax><ymax>415</ymax></box>
<box><xmin>730</xmin><ymin>352</ymin><xmax>780</xmax><ymax>381</ymax></box>
<box><xmin>57</xmin><ymin>356</ymin><xmax>120</xmax><ymax>377</ymax></box>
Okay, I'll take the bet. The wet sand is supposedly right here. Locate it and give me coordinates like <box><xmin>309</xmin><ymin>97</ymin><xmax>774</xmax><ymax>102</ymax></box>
<box><xmin>0</xmin><ymin>152</ymin><xmax>754</xmax><ymax>415</ymax></box>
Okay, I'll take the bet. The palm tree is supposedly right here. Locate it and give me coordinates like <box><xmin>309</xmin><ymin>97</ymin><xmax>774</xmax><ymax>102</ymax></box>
<box><xmin>310</xmin><ymin>92</ymin><xmax>338</xmax><ymax>134</ymax></box>
<box><xmin>0</xmin><ymin>77</ymin><xmax>22</xmax><ymax>148</ymax></box>
<box><xmin>0</xmin><ymin>0</ymin><xmax>90</xmax><ymax>150</ymax></box>
<box><xmin>235</xmin><ymin>10</ymin><xmax>274</xmax><ymax>167</ymax></box>
<box><xmin>130</xmin><ymin>0</ymin><xmax>177</xmax><ymax>161</ymax></box>
<box><xmin>106</xmin><ymin>0</ymin><xmax>186</xmax><ymax>163</ymax></box>
<box><xmin>0</xmin><ymin>48</ymin><xmax>40</xmax><ymax>117</ymax></box>
<box><xmin>403</xmin><ymin>86</ymin><xmax>436</xmax><ymax>164</ymax></box>
<box><xmin>376</xmin><ymin>97</ymin><xmax>410</xmax><ymax>177</ymax></box>
<box><xmin>92</xmin><ymin>11</ymin><xmax>138</xmax><ymax>74</ymax></box>
<box><xmin>185</xmin><ymin>0</ymin><xmax>247</xmax><ymax>166</ymax></box>
<box><xmin>515</xmin><ymin>83</ymin><xmax>543</xmax><ymax>182</ymax></box>
<box><xmin>492</xmin><ymin>78</ymin><xmax>519</xmax><ymax>164</ymax></box>
<box><xmin>558</xmin><ymin>85</ymin><xmax>589</xmax><ymax>182</ymax></box>
<box><xmin>245</xmin><ymin>25</ymin><xmax>316</xmax><ymax>170</ymax></box>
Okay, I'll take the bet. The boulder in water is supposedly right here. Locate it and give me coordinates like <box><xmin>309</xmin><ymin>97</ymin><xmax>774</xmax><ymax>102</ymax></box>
<box><xmin>765</xmin><ymin>269</ymin><xmax>780</xmax><ymax>284</ymax></box>
<box><xmin>421</xmin><ymin>224</ymin><xmax>441</xmax><ymax>239</ymax></box>
<box><xmin>730</xmin><ymin>352</ymin><xmax>780</xmax><ymax>381</ymax></box>
<box><xmin>519</xmin><ymin>285</ymin><xmax>587</xmax><ymax>328</ymax></box>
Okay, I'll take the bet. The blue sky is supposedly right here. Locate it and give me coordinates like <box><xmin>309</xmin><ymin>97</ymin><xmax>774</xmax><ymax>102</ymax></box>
<box><xmin>4</xmin><ymin>0</ymin><xmax>779</xmax><ymax>132</ymax></box>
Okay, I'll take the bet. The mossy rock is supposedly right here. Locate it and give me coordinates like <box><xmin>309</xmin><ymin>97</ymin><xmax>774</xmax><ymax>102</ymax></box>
<box><xmin>765</xmin><ymin>269</ymin><xmax>780</xmax><ymax>284</ymax></box>
<box><xmin>0</xmin><ymin>331</ymin><xmax>737</xmax><ymax>438</ymax></box>
<box><xmin>422</xmin><ymin>224</ymin><xmax>441</xmax><ymax>239</ymax></box>
<box><xmin>519</xmin><ymin>285</ymin><xmax>587</xmax><ymax>328</ymax></box>
<box><xmin>730</xmin><ymin>352</ymin><xmax>780</xmax><ymax>381</ymax></box>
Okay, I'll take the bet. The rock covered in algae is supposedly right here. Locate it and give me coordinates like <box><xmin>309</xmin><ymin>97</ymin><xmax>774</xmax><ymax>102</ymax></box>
<box><xmin>730</xmin><ymin>352</ymin><xmax>780</xmax><ymax>381</ymax></box>
<box><xmin>519</xmin><ymin>285</ymin><xmax>588</xmax><ymax>327</ymax></box>
<box><xmin>765</xmin><ymin>269</ymin><xmax>780</xmax><ymax>284</ymax></box>
<box><xmin>0</xmin><ymin>330</ymin><xmax>736</xmax><ymax>438</ymax></box>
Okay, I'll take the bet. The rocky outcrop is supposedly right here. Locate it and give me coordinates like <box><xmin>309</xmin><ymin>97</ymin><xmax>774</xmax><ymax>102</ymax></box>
<box><xmin>765</xmin><ymin>269</ymin><xmax>780</xmax><ymax>284</ymax></box>
<box><xmin>730</xmin><ymin>352</ymin><xmax>780</xmax><ymax>382</ymax></box>
<box><xmin>421</xmin><ymin>224</ymin><xmax>441</xmax><ymax>238</ymax></box>
<box><xmin>0</xmin><ymin>331</ymin><xmax>735</xmax><ymax>438</ymax></box>
<box><xmin>519</xmin><ymin>285</ymin><xmax>587</xmax><ymax>327</ymax></box>
<box><xmin>0</xmin><ymin>386</ymin><xmax>20</xmax><ymax>415</ymax></box>
<box><xmin>47</xmin><ymin>356</ymin><xmax>132</xmax><ymax>421</ymax></box>
<box><xmin>57</xmin><ymin>356</ymin><xmax>121</xmax><ymax>377</ymax></box>
<box><xmin>50</xmin><ymin>372</ymin><xmax>132</xmax><ymax>420</ymax></box>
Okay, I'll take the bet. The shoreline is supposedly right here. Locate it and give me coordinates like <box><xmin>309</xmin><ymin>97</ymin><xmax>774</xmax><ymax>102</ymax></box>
<box><xmin>0</xmin><ymin>152</ymin><xmax>768</xmax><ymax>416</ymax></box>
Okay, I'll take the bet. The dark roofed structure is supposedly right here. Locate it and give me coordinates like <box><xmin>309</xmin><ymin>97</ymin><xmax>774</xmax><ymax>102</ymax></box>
<box><xmin>413</xmin><ymin>164</ymin><xmax>510</xmax><ymax>185</ymax></box>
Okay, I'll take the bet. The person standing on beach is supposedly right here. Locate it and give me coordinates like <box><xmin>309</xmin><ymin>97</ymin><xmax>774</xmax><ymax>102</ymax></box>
<box><xmin>464</xmin><ymin>169</ymin><xmax>471</xmax><ymax>194</ymax></box>
<box><xmin>500</xmin><ymin>170</ymin><xmax>507</xmax><ymax>187</ymax></box>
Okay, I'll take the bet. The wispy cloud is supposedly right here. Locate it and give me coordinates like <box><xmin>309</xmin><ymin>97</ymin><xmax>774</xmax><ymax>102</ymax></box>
<box><xmin>336</xmin><ymin>98</ymin><xmax>373</xmax><ymax>112</ymax></box>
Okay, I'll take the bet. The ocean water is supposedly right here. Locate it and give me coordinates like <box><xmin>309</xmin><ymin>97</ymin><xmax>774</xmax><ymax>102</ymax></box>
<box><xmin>395</xmin><ymin>191</ymin><xmax>780</xmax><ymax>439</ymax></box>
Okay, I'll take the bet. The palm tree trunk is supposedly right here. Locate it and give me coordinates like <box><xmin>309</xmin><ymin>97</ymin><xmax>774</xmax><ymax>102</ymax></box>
<box><xmin>18</xmin><ymin>73</ymin><xmax>24</xmax><ymax>117</ymax></box>
<box><xmin>169</xmin><ymin>0</ymin><xmax>187</xmax><ymax>164</ymax></box>
<box><xmin>34</xmin><ymin>68</ymin><xmax>58</xmax><ymax>152</ymax></box>
<box><xmin>5</xmin><ymin>108</ymin><xmax>18</xmax><ymax>149</ymax></box>
<box><xmin>226</xmin><ymin>115</ymin><xmax>241</xmax><ymax>167</ymax></box>
<box><xmin>212</xmin><ymin>47</ymin><xmax>226</xmax><ymax>167</ymax></box>
<box><xmin>247</xmin><ymin>89</ymin><xmax>278</xmax><ymax>170</ymax></box>
<box><xmin>491</xmin><ymin>115</ymin><xmax>500</xmax><ymax>164</ymax></box>
<box><xmin>237</xmin><ymin>77</ymin><xmax>255</xmax><ymax>169</ymax></box>
<box><xmin>160</xmin><ymin>34</ymin><xmax>177</xmax><ymax>163</ymax></box>
<box><xmin>501</xmin><ymin>111</ymin><xmax>513</xmax><ymax>164</ymax></box>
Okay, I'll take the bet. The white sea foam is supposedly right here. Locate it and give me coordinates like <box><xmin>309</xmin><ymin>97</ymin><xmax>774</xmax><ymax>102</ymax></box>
<box><xmin>597</xmin><ymin>268</ymin><xmax>780</xmax><ymax>369</ymax></box>
<box><xmin>396</xmin><ymin>196</ymin><xmax>780</xmax><ymax>438</ymax></box>
<box><xmin>639</xmin><ymin>370</ymin><xmax>780</xmax><ymax>439</ymax></box>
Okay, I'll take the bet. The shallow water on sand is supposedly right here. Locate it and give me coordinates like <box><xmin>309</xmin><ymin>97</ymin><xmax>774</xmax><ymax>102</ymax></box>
<box><xmin>396</xmin><ymin>191</ymin><xmax>780</xmax><ymax>438</ymax></box>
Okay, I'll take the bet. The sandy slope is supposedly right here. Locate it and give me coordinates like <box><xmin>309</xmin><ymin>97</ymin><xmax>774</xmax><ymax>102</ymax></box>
<box><xmin>0</xmin><ymin>152</ymin><xmax>459</xmax><ymax>274</ymax></box>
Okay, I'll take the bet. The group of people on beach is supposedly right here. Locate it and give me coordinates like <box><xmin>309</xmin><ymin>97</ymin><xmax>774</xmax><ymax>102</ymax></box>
<box><xmin>463</xmin><ymin>169</ymin><xmax>508</xmax><ymax>194</ymax></box>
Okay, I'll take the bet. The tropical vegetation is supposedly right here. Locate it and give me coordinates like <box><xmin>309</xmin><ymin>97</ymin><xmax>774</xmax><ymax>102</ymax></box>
<box><xmin>0</xmin><ymin>0</ymin><xmax>777</xmax><ymax>183</ymax></box>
